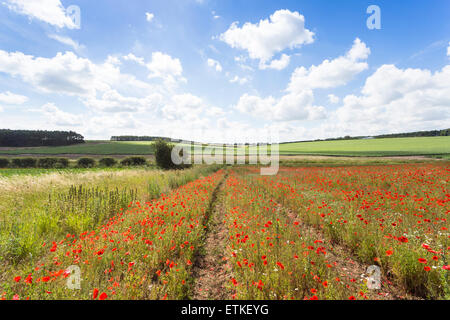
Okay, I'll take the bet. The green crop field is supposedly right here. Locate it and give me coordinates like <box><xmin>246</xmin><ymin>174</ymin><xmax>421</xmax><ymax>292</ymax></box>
<box><xmin>274</xmin><ymin>136</ymin><xmax>450</xmax><ymax>156</ymax></box>
<box><xmin>0</xmin><ymin>141</ymin><xmax>155</xmax><ymax>155</ymax></box>
<box><xmin>0</xmin><ymin>136</ymin><xmax>449</xmax><ymax>157</ymax></box>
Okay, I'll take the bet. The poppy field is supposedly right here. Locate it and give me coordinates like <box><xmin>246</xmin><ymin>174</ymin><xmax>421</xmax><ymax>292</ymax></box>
<box><xmin>0</xmin><ymin>163</ymin><xmax>448</xmax><ymax>300</ymax></box>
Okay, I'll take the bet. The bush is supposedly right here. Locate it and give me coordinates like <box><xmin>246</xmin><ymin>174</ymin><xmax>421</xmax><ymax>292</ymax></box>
<box><xmin>57</xmin><ymin>158</ymin><xmax>70</xmax><ymax>168</ymax></box>
<box><xmin>120</xmin><ymin>156</ymin><xmax>147</xmax><ymax>167</ymax></box>
<box><xmin>11</xmin><ymin>158</ymin><xmax>37</xmax><ymax>168</ymax></box>
<box><xmin>154</xmin><ymin>139</ymin><xmax>190</xmax><ymax>170</ymax></box>
<box><xmin>77</xmin><ymin>157</ymin><xmax>96</xmax><ymax>168</ymax></box>
<box><xmin>37</xmin><ymin>158</ymin><xmax>59</xmax><ymax>168</ymax></box>
<box><xmin>99</xmin><ymin>157</ymin><xmax>117</xmax><ymax>167</ymax></box>
<box><xmin>0</xmin><ymin>158</ymin><xmax>9</xmax><ymax>168</ymax></box>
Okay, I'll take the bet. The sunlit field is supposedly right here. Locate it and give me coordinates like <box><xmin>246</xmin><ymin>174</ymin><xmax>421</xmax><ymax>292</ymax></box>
<box><xmin>1</xmin><ymin>162</ymin><xmax>448</xmax><ymax>300</ymax></box>
<box><xmin>1</xmin><ymin>136</ymin><xmax>449</xmax><ymax>157</ymax></box>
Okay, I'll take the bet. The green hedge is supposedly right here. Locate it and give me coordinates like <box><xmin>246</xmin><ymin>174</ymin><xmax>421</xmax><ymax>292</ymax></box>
<box><xmin>11</xmin><ymin>158</ymin><xmax>37</xmax><ymax>168</ymax></box>
<box><xmin>0</xmin><ymin>158</ymin><xmax>9</xmax><ymax>168</ymax></box>
<box><xmin>37</xmin><ymin>157</ymin><xmax>70</xmax><ymax>168</ymax></box>
<box><xmin>99</xmin><ymin>157</ymin><xmax>117</xmax><ymax>167</ymax></box>
<box><xmin>120</xmin><ymin>156</ymin><xmax>147</xmax><ymax>166</ymax></box>
<box><xmin>77</xmin><ymin>158</ymin><xmax>96</xmax><ymax>168</ymax></box>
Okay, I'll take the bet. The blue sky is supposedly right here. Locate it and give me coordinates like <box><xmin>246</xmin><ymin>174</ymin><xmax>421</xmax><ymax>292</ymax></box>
<box><xmin>0</xmin><ymin>0</ymin><xmax>449</xmax><ymax>142</ymax></box>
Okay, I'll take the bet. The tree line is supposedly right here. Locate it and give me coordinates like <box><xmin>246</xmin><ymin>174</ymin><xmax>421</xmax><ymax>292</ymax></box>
<box><xmin>0</xmin><ymin>129</ymin><xmax>85</xmax><ymax>147</ymax></box>
<box><xmin>110</xmin><ymin>136</ymin><xmax>184</xmax><ymax>143</ymax></box>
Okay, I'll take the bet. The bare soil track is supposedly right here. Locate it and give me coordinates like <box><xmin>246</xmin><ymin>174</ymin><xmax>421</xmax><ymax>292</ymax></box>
<box><xmin>191</xmin><ymin>174</ymin><xmax>232</xmax><ymax>300</ymax></box>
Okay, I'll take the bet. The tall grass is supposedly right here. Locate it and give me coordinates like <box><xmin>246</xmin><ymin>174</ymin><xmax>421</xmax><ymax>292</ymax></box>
<box><xmin>0</xmin><ymin>165</ymin><xmax>222</xmax><ymax>271</ymax></box>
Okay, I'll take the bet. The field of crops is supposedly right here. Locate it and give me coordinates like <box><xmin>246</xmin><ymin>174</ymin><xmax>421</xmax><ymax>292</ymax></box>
<box><xmin>1</xmin><ymin>162</ymin><xmax>448</xmax><ymax>300</ymax></box>
<box><xmin>1</xmin><ymin>136</ymin><xmax>449</xmax><ymax>158</ymax></box>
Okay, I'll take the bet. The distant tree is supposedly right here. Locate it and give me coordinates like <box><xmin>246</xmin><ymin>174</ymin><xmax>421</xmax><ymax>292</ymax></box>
<box><xmin>154</xmin><ymin>139</ymin><xmax>190</xmax><ymax>170</ymax></box>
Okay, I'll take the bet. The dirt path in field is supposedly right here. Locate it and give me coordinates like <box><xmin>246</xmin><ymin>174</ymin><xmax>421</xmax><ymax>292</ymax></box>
<box><xmin>191</xmin><ymin>174</ymin><xmax>232</xmax><ymax>300</ymax></box>
<box><xmin>283</xmin><ymin>207</ymin><xmax>420</xmax><ymax>300</ymax></box>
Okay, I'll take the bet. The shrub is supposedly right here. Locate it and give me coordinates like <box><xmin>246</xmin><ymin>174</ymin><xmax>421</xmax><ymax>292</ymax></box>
<box><xmin>0</xmin><ymin>158</ymin><xmax>9</xmax><ymax>168</ymax></box>
<box><xmin>77</xmin><ymin>157</ymin><xmax>96</xmax><ymax>168</ymax></box>
<box><xmin>120</xmin><ymin>156</ymin><xmax>147</xmax><ymax>167</ymax></box>
<box><xmin>11</xmin><ymin>158</ymin><xmax>37</xmax><ymax>168</ymax></box>
<box><xmin>57</xmin><ymin>158</ymin><xmax>70</xmax><ymax>168</ymax></box>
<box><xmin>99</xmin><ymin>157</ymin><xmax>117</xmax><ymax>167</ymax></box>
<box><xmin>154</xmin><ymin>139</ymin><xmax>190</xmax><ymax>170</ymax></box>
<box><xmin>37</xmin><ymin>158</ymin><xmax>59</xmax><ymax>168</ymax></box>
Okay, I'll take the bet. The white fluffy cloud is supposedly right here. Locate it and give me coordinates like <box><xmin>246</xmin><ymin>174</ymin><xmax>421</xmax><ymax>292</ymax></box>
<box><xmin>235</xmin><ymin>38</ymin><xmax>370</xmax><ymax>122</ymax></box>
<box><xmin>229</xmin><ymin>75</ymin><xmax>249</xmax><ymax>85</ymax></box>
<box><xmin>329</xmin><ymin>64</ymin><xmax>450</xmax><ymax>136</ymax></box>
<box><xmin>207</xmin><ymin>58</ymin><xmax>222</xmax><ymax>72</ymax></box>
<box><xmin>145</xmin><ymin>12</ymin><xmax>154</xmax><ymax>22</ymax></box>
<box><xmin>220</xmin><ymin>9</ymin><xmax>314</xmax><ymax>68</ymax></box>
<box><xmin>122</xmin><ymin>53</ymin><xmax>145</xmax><ymax>65</ymax></box>
<box><xmin>0</xmin><ymin>91</ymin><xmax>28</xmax><ymax>105</ymax></box>
<box><xmin>287</xmin><ymin>38</ymin><xmax>370</xmax><ymax>92</ymax></box>
<box><xmin>4</xmin><ymin>0</ymin><xmax>78</xmax><ymax>29</ymax></box>
<box><xmin>328</xmin><ymin>94</ymin><xmax>340</xmax><ymax>104</ymax></box>
<box><xmin>447</xmin><ymin>42</ymin><xmax>450</xmax><ymax>57</ymax></box>
<box><xmin>259</xmin><ymin>54</ymin><xmax>290</xmax><ymax>70</ymax></box>
<box><xmin>235</xmin><ymin>91</ymin><xmax>326</xmax><ymax>121</ymax></box>
<box><xmin>0</xmin><ymin>50</ymin><xmax>158</xmax><ymax>99</ymax></box>
<box><xmin>83</xmin><ymin>90</ymin><xmax>163</xmax><ymax>113</ymax></box>
<box><xmin>41</xmin><ymin>103</ymin><xmax>82</xmax><ymax>126</ymax></box>
<box><xmin>146</xmin><ymin>52</ymin><xmax>185</xmax><ymax>85</ymax></box>
<box><xmin>0</xmin><ymin>50</ymin><xmax>116</xmax><ymax>96</ymax></box>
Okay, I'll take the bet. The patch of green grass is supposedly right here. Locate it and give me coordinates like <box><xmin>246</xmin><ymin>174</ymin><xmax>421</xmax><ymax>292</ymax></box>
<box><xmin>0</xmin><ymin>141</ymin><xmax>155</xmax><ymax>155</ymax></box>
<box><xmin>273</xmin><ymin>136</ymin><xmax>450</xmax><ymax>156</ymax></box>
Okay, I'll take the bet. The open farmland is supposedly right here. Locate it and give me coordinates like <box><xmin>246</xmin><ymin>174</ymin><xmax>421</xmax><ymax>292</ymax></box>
<box><xmin>1</xmin><ymin>162</ymin><xmax>448</xmax><ymax>300</ymax></box>
<box><xmin>1</xmin><ymin>136</ymin><xmax>449</xmax><ymax>158</ymax></box>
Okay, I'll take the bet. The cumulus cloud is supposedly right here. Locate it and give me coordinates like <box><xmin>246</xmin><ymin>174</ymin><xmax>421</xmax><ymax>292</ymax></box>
<box><xmin>146</xmin><ymin>52</ymin><xmax>186</xmax><ymax>85</ymax></box>
<box><xmin>0</xmin><ymin>91</ymin><xmax>28</xmax><ymax>105</ymax></box>
<box><xmin>333</xmin><ymin>64</ymin><xmax>450</xmax><ymax>133</ymax></box>
<box><xmin>145</xmin><ymin>12</ymin><xmax>154</xmax><ymax>22</ymax></box>
<box><xmin>328</xmin><ymin>94</ymin><xmax>340</xmax><ymax>104</ymax></box>
<box><xmin>83</xmin><ymin>89</ymin><xmax>163</xmax><ymax>113</ymax></box>
<box><xmin>41</xmin><ymin>103</ymin><xmax>82</xmax><ymax>126</ymax></box>
<box><xmin>229</xmin><ymin>75</ymin><xmax>249</xmax><ymax>85</ymax></box>
<box><xmin>0</xmin><ymin>50</ymin><xmax>157</xmax><ymax>99</ymax></box>
<box><xmin>207</xmin><ymin>58</ymin><xmax>222</xmax><ymax>72</ymax></box>
<box><xmin>122</xmin><ymin>53</ymin><xmax>145</xmax><ymax>65</ymax></box>
<box><xmin>287</xmin><ymin>38</ymin><xmax>370</xmax><ymax>92</ymax></box>
<box><xmin>0</xmin><ymin>50</ymin><xmax>117</xmax><ymax>96</ymax></box>
<box><xmin>235</xmin><ymin>91</ymin><xmax>326</xmax><ymax>122</ymax></box>
<box><xmin>447</xmin><ymin>42</ymin><xmax>450</xmax><ymax>57</ymax></box>
<box><xmin>4</xmin><ymin>0</ymin><xmax>78</xmax><ymax>29</ymax></box>
<box><xmin>235</xmin><ymin>38</ymin><xmax>370</xmax><ymax>122</ymax></box>
<box><xmin>259</xmin><ymin>54</ymin><xmax>290</xmax><ymax>70</ymax></box>
<box><xmin>220</xmin><ymin>9</ymin><xmax>314</xmax><ymax>68</ymax></box>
